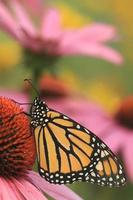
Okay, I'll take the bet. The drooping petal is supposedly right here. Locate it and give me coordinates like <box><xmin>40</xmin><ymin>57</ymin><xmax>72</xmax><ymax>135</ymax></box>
<box><xmin>13</xmin><ymin>178</ymin><xmax>47</xmax><ymax>200</ymax></box>
<box><xmin>8</xmin><ymin>179</ymin><xmax>25</xmax><ymax>200</ymax></box>
<box><xmin>0</xmin><ymin>2</ymin><xmax>37</xmax><ymax>48</ymax></box>
<box><xmin>0</xmin><ymin>178</ymin><xmax>22</xmax><ymax>200</ymax></box>
<box><xmin>60</xmin><ymin>23</ymin><xmax>117</xmax><ymax>44</ymax></box>
<box><xmin>57</xmin><ymin>41</ymin><xmax>123</xmax><ymax>64</ymax></box>
<box><xmin>41</xmin><ymin>9</ymin><xmax>61</xmax><ymax>40</ymax></box>
<box><xmin>11</xmin><ymin>0</ymin><xmax>37</xmax><ymax>37</ymax></box>
<box><xmin>0</xmin><ymin>2</ymin><xmax>20</xmax><ymax>39</ymax></box>
<box><xmin>28</xmin><ymin>171</ymin><xmax>83</xmax><ymax>200</ymax></box>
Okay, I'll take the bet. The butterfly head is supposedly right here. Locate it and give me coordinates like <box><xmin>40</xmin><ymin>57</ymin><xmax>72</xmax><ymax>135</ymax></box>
<box><xmin>30</xmin><ymin>97</ymin><xmax>49</xmax><ymax>128</ymax></box>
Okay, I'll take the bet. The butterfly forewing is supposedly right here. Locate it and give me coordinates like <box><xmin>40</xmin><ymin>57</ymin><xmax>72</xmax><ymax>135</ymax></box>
<box><xmin>31</xmin><ymin>99</ymin><xmax>126</xmax><ymax>187</ymax></box>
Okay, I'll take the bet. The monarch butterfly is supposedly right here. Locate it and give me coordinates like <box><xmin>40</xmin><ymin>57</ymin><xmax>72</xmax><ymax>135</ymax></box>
<box><xmin>26</xmin><ymin>80</ymin><xmax>126</xmax><ymax>187</ymax></box>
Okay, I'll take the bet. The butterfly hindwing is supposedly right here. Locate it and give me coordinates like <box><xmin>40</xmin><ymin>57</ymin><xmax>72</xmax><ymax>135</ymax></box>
<box><xmin>33</xmin><ymin>109</ymin><xmax>126</xmax><ymax>187</ymax></box>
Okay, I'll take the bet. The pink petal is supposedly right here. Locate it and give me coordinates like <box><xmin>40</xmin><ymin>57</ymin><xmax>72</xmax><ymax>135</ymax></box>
<box><xmin>0</xmin><ymin>2</ymin><xmax>20</xmax><ymax>39</ymax></box>
<box><xmin>13</xmin><ymin>178</ymin><xmax>47</xmax><ymax>200</ymax></box>
<box><xmin>41</xmin><ymin>9</ymin><xmax>61</xmax><ymax>40</ymax></box>
<box><xmin>85</xmin><ymin>115</ymin><xmax>114</xmax><ymax>136</ymax></box>
<box><xmin>11</xmin><ymin>0</ymin><xmax>37</xmax><ymax>37</ymax></box>
<box><xmin>28</xmin><ymin>171</ymin><xmax>83</xmax><ymax>200</ymax></box>
<box><xmin>122</xmin><ymin>136</ymin><xmax>133</xmax><ymax>181</ymax></box>
<box><xmin>57</xmin><ymin>41</ymin><xmax>123</xmax><ymax>64</ymax></box>
<box><xmin>8</xmin><ymin>180</ymin><xmax>24</xmax><ymax>200</ymax></box>
<box><xmin>0</xmin><ymin>2</ymin><xmax>36</xmax><ymax>47</ymax></box>
<box><xmin>22</xmin><ymin>0</ymin><xmax>43</xmax><ymax>13</ymax></box>
<box><xmin>61</xmin><ymin>23</ymin><xmax>117</xmax><ymax>44</ymax></box>
<box><xmin>0</xmin><ymin>90</ymin><xmax>29</xmax><ymax>111</ymax></box>
<box><xmin>102</xmin><ymin>126</ymin><xmax>127</xmax><ymax>152</ymax></box>
<box><xmin>84</xmin><ymin>23</ymin><xmax>117</xmax><ymax>41</ymax></box>
<box><xmin>0</xmin><ymin>178</ymin><xmax>21</xmax><ymax>200</ymax></box>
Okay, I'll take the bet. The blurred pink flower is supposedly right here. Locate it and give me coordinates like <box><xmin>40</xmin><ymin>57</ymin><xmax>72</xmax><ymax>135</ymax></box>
<box><xmin>0</xmin><ymin>92</ymin><xmax>82</xmax><ymax>200</ymax></box>
<box><xmin>0</xmin><ymin>0</ymin><xmax>123</xmax><ymax>64</ymax></box>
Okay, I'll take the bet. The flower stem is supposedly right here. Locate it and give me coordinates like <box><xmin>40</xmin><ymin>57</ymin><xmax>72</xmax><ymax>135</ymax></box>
<box><xmin>23</xmin><ymin>48</ymin><xmax>60</xmax><ymax>97</ymax></box>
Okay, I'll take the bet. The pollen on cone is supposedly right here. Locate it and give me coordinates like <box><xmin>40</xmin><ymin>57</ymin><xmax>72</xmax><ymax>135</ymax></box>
<box><xmin>0</xmin><ymin>97</ymin><xmax>36</xmax><ymax>178</ymax></box>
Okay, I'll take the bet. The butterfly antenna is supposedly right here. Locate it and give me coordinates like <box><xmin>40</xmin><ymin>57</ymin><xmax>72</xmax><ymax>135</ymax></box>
<box><xmin>24</xmin><ymin>79</ymin><xmax>40</xmax><ymax>97</ymax></box>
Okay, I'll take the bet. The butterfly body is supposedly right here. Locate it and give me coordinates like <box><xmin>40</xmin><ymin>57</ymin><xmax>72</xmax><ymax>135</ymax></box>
<box><xmin>30</xmin><ymin>97</ymin><xmax>49</xmax><ymax>127</ymax></box>
<box><xmin>30</xmin><ymin>97</ymin><xmax>126</xmax><ymax>187</ymax></box>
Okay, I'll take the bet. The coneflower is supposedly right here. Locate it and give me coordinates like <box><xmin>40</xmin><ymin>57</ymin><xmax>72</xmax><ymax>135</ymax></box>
<box><xmin>0</xmin><ymin>0</ymin><xmax>123</xmax><ymax>64</ymax></box>
<box><xmin>0</xmin><ymin>97</ymin><xmax>82</xmax><ymax>200</ymax></box>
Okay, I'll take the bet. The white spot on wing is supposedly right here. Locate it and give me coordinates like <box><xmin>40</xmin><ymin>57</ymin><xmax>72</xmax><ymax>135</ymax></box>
<box><xmin>76</xmin><ymin>125</ymin><xmax>80</xmax><ymax>129</ymax></box>
<box><xmin>101</xmin><ymin>143</ymin><xmax>106</xmax><ymax>148</ymax></box>
<box><xmin>40</xmin><ymin>169</ymin><xmax>44</xmax><ymax>173</ymax></box>
<box><xmin>109</xmin><ymin>177</ymin><xmax>113</xmax><ymax>181</ymax></box>
<box><xmin>104</xmin><ymin>150</ymin><xmax>109</xmax><ymax>156</ymax></box>
<box><xmin>116</xmin><ymin>175</ymin><xmax>119</xmax><ymax>179</ymax></box>
<box><xmin>63</xmin><ymin>116</ymin><xmax>69</xmax><ymax>119</ymax></box>
<box><xmin>94</xmin><ymin>153</ymin><xmax>98</xmax><ymax>156</ymax></box>
<box><xmin>101</xmin><ymin>151</ymin><xmax>105</xmax><ymax>158</ymax></box>
<box><xmin>84</xmin><ymin>128</ymin><xmax>90</xmax><ymax>134</ymax></box>
<box><xmin>91</xmin><ymin>172</ymin><xmax>96</xmax><ymax>177</ymax></box>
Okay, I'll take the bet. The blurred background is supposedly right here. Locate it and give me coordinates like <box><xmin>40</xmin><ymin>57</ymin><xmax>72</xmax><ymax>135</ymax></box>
<box><xmin>0</xmin><ymin>0</ymin><xmax>133</xmax><ymax>199</ymax></box>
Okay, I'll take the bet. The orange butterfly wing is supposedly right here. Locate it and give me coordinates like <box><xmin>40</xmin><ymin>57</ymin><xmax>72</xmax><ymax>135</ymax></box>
<box><xmin>34</xmin><ymin>110</ymin><xmax>126</xmax><ymax>187</ymax></box>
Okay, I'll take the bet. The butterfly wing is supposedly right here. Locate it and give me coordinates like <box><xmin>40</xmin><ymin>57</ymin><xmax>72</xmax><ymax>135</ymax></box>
<box><xmin>34</xmin><ymin>109</ymin><xmax>126</xmax><ymax>187</ymax></box>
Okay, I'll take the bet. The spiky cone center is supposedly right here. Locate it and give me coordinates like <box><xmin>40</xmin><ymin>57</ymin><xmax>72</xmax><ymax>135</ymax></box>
<box><xmin>0</xmin><ymin>97</ymin><xmax>36</xmax><ymax>178</ymax></box>
<box><xmin>115</xmin><ymin>96</ymin><xmax>133</xmax><ymax>129</ymax></box>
